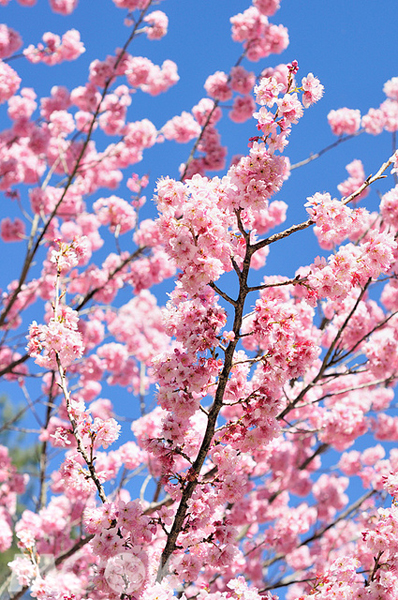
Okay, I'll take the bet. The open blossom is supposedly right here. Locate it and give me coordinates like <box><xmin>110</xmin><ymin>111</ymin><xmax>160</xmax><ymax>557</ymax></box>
<box><xmin>125</xmin><ymin>56</ymin><xmax>154</xmax><ymax>87</ymax></box>
<box><xmin>8</xmin><ymin>87</ymin><xmax>37</xmax><ymax>120</ymax></box>
<box><xmin>327</xmin><ymin>107</ymin><xmax>361</xmax><ymax>135</ymax></box>
<box><xmin>383</xmin><ymin>76</ymin><xmax>398</xmax><ymax>101</ymax></box>
<box><xmin>92</xmin><ymin>417</ymin><xmax>121</xmax><ymax>449</ymax></box>
<box><xmin>162</xmin><ymin>111</ymin><xmax>201</xmax><ymax>143</ymax></box>
<box><xmin>384</xmin><ymin>471</ymin><xmax>398</xmax><ymax>497</ymax></box>
<box><xmin>261</xmin><ymin>63</ymin><xmax>290</xmax><ymax>91</ymax></box>
<box><xmin>301</xmin><ymin>72</ymin><xmax>324</xmax><ymax>107</ymax></box>
<box><xmin>253</xmin><ymin>0</ymin><xmax>280</xmax><ymax>16</ymax></box>
<box><xmin>337</xmin><ymin>159</ymin><xmax>369</xmax><ymax>200</ymax></box>
<box><xmin>192</xmin><ymin>97</ymin><xmax>222</xmax><ymax>126</ymax></box>
<box><xmin>0</xmin><ymin>24</ymin><xmax>22</xmax><ymax>59</ymax></box>
<box><xmin>27</xmin><ymin>308</ymin><xmax>84</xmax><ymax>369</ymax></box>
<box><xmin>48</xmin><ymin>109</ymin><xmax>75</xmax><ymax>137</ymax></box>
<box><xmin>229</xmin><ymin>95</ymin><xmax>256</xmax><ymax>123</ymax></box>
<box><xmin>24</xmin><ymin>29</ymin><xmax>85</xmax><ymax>65</ymax></box>
<box><xmin>230</xmin><ymin>65</ymin><xmax>256</xmax><ymax>94</ymax></box>
<box><xmin>49</xmin><ymin>0</ymin><xmax>78</xmax><ymax>14</ymax></box>
<box><xmin>361</xmin><ymin>107</ymin><xmax>386</xmax><ymax>135</ymax></box>
<box><xmin>230</xmin><ymin>6</ymin><xmax>288</xmax><ymax>61</ymax></box>
<box><xmin>227</xmin><ymin>141</ymin><xmax>288</xmax><ymax>210</ymax></box>
<box><xmin>0</xmin><ymin>61</ymin><xmax>21</xmax><ymax>104</ymax></box>
<box><xmin>204</xmin><ymin>71</ymin><xmax>232</xmax><ymax>102</ymax></box>
<box><xmin>140</xmin><ymin>59</ymin><xmax>179</xmax><ymax>96</ymax></box>
<box><xmin>112</xmin><ymin>0</ymin><xmax>149</xmax><ymax>8</ymax></box>
<box><xmin>93</xmin><ymin>195</ymin><xmax>137</xmax><ymax>234</ymax></box>
<box><xmin>144</xmin><ymin>10</ymin><xmax>168</xmax><ymax>40</ymax></box>
<box><xmin>1</xmin><ymin>217</ymin><xmax>25</xmax><ymax>242</ymax></box>
<box><xmin>380</xmin><ymin>97</ymin><xmax>398</xmax><ymax>132</ymax></box>
<box><xmin>255</xmin><ymin>76</ymin><xmax>285</xmax><ymax>107</ymax></box>
<box><xmin>276</xmin><ymin>92</ymin><xmax>303</xmax><ymax>123</ymax></box>
<box><xmin>50</xmin><ymin>237</ymin><xmax>90</xmax><ymax>272</ymax></box>
<box><xmin>380</xmin><ymin>185</ymin><xmax>398</xmax><ymax>229</ymax></box>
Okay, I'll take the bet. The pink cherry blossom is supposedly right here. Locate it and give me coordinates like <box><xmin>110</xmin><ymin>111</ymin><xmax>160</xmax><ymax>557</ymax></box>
<box><xmin>162</xmin><ymin>111</ymin><xmax>201</xmax><ymax>143</ymax></box>
<box><xmin>253</xmin><ymin>0</ymin><xmax>281</xmax><ymax>16</ymax></box>
<box><xmin>0</xmin><ymin>61</ymin><xmax>21</xmax><ymax>104</ymax></box>
<box><xmin>230</xmin><ymin>65</ymin><xmax>256</xmax><ymax>94</ymax></box>
<box><xmin>0</xmin><ymin>24</ymin><xmax>22</xmax><ymax>59</ymax></box>
<box><xmin>383</xmin><ymin>76</ymin><xmax>398</xmax><ymax>101</ymax></box>
<box><xmin>204</xmin><ymin>71</ymin><xmax>232</xmax><ymax>102</ymax></box>
<box><xmin>24</xmin><ymin>29</ymin><xmax>85</xmax><ymax>65</ymax></box>
<box><xmin>301</xmin><ymin>72</ymin><xmax>324</xmax><ymax>107</ymax></box>
<box><xmin>49</xmin><ymin>0</ymin><xmax>78</xmax><ymax>14</ymax></box>
<box><xmin>362</xmin><ymin>107</ymin><xmax>386</xmax><ymax>134</ymax></box>
<box><xmin>144</xmin><ymin>10</ymin><xmax>168</xmax><ymax>40</ymax></box>
<box><xmin>229</xmin><ymin>95</ymin><xmax>256</xmax><ymax>123</ymax></box>
<box><xmin>0</xmin><ymin>217</ymin><xmax>25</xmax><ymax>242</ymax></box>
<box><xmin>2</xmin><ymin>3</ymin><xmax>398</xmax><ymax>600</ymax></box>
<box><xmin>327</xmin><ymin>107</ymin><xmax>361</xmax><ymax>135</ymax></box>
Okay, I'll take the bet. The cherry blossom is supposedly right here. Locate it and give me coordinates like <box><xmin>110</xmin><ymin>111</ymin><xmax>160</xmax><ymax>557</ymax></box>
<box><xmin>327</xmin><ymin>107</ymin><xmax>361</xmax><ymax>135</ymax></box>
<box><xmin>2</xmin><ymin>1</ymin><xmax>398</xmax><ymax>600</ymax></box>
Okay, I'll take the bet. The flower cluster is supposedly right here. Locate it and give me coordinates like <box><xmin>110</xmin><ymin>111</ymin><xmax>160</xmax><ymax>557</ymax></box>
<box><xmin>24</xmin><ymin>29</ymin><xmax>85</xmax><ymax>65</ymax></box>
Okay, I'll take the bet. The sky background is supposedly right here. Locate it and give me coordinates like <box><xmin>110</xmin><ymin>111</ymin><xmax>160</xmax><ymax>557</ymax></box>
<box><xmin>0</xmin><ymin>0</ymin><xmax>398</xmax><ymax>593</ymax></box>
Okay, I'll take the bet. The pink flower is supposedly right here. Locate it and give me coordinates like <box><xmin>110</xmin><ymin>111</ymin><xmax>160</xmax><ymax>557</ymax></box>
<box><xmin>337</xmin><ymin>159</ymin><xmax>369</xmax><ymax>201</ymax></box>
<box><xmin>192</xmin><ymin>97</ymin><xmax>222</xmax><ymax>126</ymax></box>
<box><xmin>8</xmin><ymin>87</ymin><xmax>37</xmax><ymax>120</ymax></box>
<box><xmin>24</xmin><ymin>29</ymin><xmax>85</xmax><ymax>65</ymax></box>
<box><xmin>204</xmin><ymin>71</ymin><xmax>232</xmax><ymax>102</ymax></box>
<box><xmin>93</xmin><ymin>195</ymin><xmax>137</xmax><ymax>234</ymax></box>
<box><xmin>276</xmin><ymin>92</ymin><xmax>303</xmax><ymax>124</ymax></box>
<box><xmin>140</xmin><ymin>59</ymin><xmax>179</xmax><ymax>96</ymax></box>
<box><xmin>112</xmin><ymin>0</ymin><xmax>149</xmax><ymax>8</ymax></box>
<box><xmin>383</xmin><ymin>76</ymin><xmax>398</xmax><ymax>101</ymax></box>
<box><xmin>27</xmin><ymin>307</ymin><xmax>84</xmax><ymax>370</ymax></box>
<box><xmin>362</xmin><ymin>107</ymin><xmax>386</xmax><ymax>134</ymax></box>
<box><xmin>0</xmin><ymin>24</ymin><xmax>22</xmax><ymax>59</ymax></box>
<box><xmin>124</xmin><ymin>118</ymin><xmax>158</xmax><ymax>149</ymax></box>
<box><xmin>301</xmin><ymin>72</ymin><xmax>324</xmax><ymax>107</ymax></box>
<box><xmin>0</xmin><ymin>61</ymin><xmax>21</xmax><ymax>104</ymax></box>
<box><xmin>253</xmin><ymin>0</ymin><xmax>280</xmax><ymax>16</ymax></box>
<box><xmin>261</xmin><ymin>63</ymin><xmax>290</xmax><ymax>92</ymax></box>
<box><xmin>49</xmin><ymin>0</ymin><xmax>78</xmax><ymax>14</ymax></box>
<box><xmin>380</xmin><ymin>98</ymin><xmax>398</xmax><ymax>132</ymax></box>
<box><xmin>0</xmin><ymin>217</ymin><xmax>25</xmax><ymax>242</ymax></box>
<box><xmin>230</xmin><ymin>6</ymin><xmax>288</xmax><ymax>61</ymax></box>
<box><xmin>255</xmin><ymin>76</ymin><xmax>284</xmax><ymax>107</ymax></box>
<box><xmin>125</xmin><ymin>56</ymin><xmax>154</xmax><ymax>87</ymax></box>
<box><xmin>327</xmin><ymin>107</ymin><xmax>361</xmax><ymax>136</ymax></box>
<box><xmin>144</xmin><ymin>10</ymin><xmax>168</xmax><ymax>40</ymax></box>
<box><xmin>162</xmin><ymin>111</ymin><xmax>201</xmax><ymax>143</ymax></box>
<box><xmin>229</xmin><ymin>95</ymin><xmax>256</xmax><ymax>123</ymax></box>
<box><xmin>230</xmin><ymin>65</ymin><xmax>255</xmax><ymax>94</ymax></box>
<box><xmin>381</xmin><ymin>185</ymin><xmax>398</xmax><ymax>228</ymax></box>
<box><xmin>92</xmin><ymin>417</ymin><xmax>121</xmax><ymax>449</ymax></box>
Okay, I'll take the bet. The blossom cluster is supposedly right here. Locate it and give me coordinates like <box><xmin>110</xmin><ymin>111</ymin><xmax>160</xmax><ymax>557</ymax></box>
<box><xmin>2</xmin><ymin>1</ymin><xmax>398</xmax><ymax>600</ymax></box>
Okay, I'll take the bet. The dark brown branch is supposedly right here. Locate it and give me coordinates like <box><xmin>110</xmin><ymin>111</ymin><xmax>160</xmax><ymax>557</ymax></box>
<box><xmin>157</xmin><ymin>232</ymin><xmax>254</xmax><ymax>580</ymax></box>
<box><xmin>208</xmin><ymin>281</ymin><xmax>237</xmax><ymax>306</ymax></box>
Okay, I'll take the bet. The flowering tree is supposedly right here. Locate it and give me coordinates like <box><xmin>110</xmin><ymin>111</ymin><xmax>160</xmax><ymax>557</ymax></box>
<box><xmin>1</xmin><ymin>1</ymin><xmax>398</xmax><ymax>599</ymax></box>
